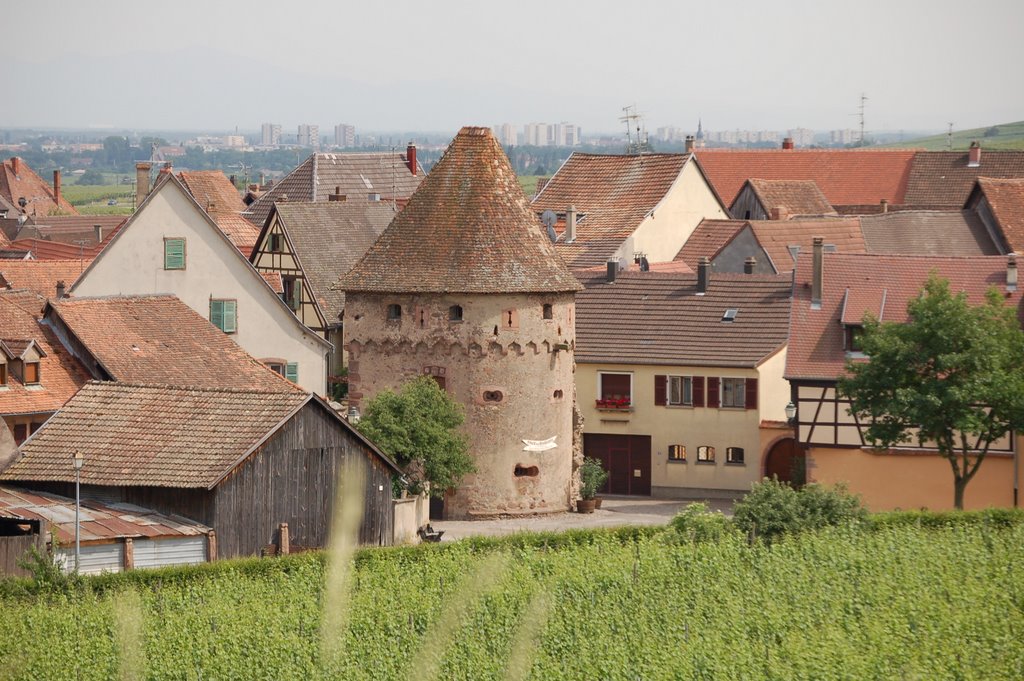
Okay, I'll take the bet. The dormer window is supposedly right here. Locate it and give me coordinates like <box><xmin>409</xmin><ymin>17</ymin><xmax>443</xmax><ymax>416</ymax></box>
<box><xmin>844</xmin><ymin>325</ymin><xmax>863</xmax><ymax>353</ymax></box>
<box><xmin>0</xmin><ymin>362</ymin><xmax>7</xmax><ymax>386</ymax></box>
<box><xmin>387</xmin><ymin>304</ymin><xmax>402</xmax><ymax>321</ymax></box>
<box><xmin>721</xmin><ymin>309</ymin><xmax>738</xmax><ymax>323</ymax></box>
<box><xmin>24</xmin><ymin>360</ymin><xmax>40</xmax><ymax>385</ymax></box>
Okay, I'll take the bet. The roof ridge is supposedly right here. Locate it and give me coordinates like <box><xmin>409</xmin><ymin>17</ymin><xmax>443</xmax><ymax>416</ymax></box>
<box><xmin>81</xmin><ymin>379</ymin><xmax>306</xmax><ymax>396</ymax></box>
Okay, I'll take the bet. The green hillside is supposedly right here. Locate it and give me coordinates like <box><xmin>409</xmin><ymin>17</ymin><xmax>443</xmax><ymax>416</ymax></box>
<box><xmin>891</xmin><ymin>121</ymin><xmax>1024</xmax><ymax>151</ymax></box>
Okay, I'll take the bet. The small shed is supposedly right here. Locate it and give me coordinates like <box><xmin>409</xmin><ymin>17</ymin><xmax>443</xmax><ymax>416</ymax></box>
<box><xmin>0</xmin><ymin>485</ymin><xmax>212</xmax><ymax>575</ymax></box>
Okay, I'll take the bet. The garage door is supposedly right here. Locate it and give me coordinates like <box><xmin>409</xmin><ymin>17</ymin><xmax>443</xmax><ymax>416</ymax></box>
<box><xmin>583</xmin><ymin>434</ymin><xmax>651</xmax><ymax>496</ymax></box>
<box><xmin>133</xmin><ymin>536</ymin><xmax>207</xmax><ymax>569</ymax></box>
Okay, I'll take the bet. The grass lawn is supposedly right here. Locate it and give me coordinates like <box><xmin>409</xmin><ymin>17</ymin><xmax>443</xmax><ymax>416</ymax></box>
<box><xmin>889</xmin><ymin>120</ymin><xmax>1024</xmax><ymax>151</ymax></box>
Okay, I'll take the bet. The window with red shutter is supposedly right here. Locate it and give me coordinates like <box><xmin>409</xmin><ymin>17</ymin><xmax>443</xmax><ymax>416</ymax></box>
<box><xmin>745</xmin><ymin>377</ymin><xmax>758</xmax><ymax>410</ymax></box>
<box><xmin>707</xmin><ymin>377</ymin><xmax>720</xmax><ymax>408</ymax></box>
<box><xmin>693</xmin><ymin>376</ymin><xmax>705</xmax><ymax>407</ymax></box>
<box><xmin>654</xmin><ymin>375</ymin><xmax>667</xmax><ymax>406</ymax></box>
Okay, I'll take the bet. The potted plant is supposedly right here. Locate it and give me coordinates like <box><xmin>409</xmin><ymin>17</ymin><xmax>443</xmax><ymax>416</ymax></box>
<box><xmin>577</xmin><ymin>457</ymin><xmax>609</xmax><ymax>513</ymax></box>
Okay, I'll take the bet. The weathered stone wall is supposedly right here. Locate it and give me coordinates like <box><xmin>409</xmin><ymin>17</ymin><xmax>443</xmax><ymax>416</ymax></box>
<box><xmin>346</xmin><ymin>291</ymin><xmax>576</xmax><ymax>518</ymax></box>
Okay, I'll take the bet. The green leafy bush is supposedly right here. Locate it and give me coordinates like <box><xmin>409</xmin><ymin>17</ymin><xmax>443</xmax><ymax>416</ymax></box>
<box><xmin>666</xmin><ymin>502</ymin><xmax>736</xmax><ymax>543</ymax></box>
<box><xmin>733</xmin><ymin>479</ymin><xmax>866</xmax><ymax>542</ymax></box>
<box><xmin>578</xmin><ymin>457</ymin><xmax>608</xmax><ymax>500</ymax></box>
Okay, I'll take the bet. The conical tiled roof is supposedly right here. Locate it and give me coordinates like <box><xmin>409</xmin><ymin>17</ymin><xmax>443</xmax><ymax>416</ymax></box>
<box><xmin>339</xmin><ymin>127</ymin><xmax>581</xmax><ymax>294</ymax></box>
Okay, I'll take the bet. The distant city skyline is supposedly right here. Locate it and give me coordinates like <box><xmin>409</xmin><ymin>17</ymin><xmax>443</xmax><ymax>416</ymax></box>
<box><xmin>2</xmin><ymin>0</ymin><xmax>1021</xmax><ymax>134</ymax></box>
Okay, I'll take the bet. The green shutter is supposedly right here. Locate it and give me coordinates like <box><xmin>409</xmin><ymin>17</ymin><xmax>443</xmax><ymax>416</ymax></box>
<box><xmin>164</xmin><ymin>239</ymin><xmax>185</xmax><ymax>269</ymax></box>
<box><xmin>285</xmin><ymin>362</ymin><xmax>298</xmax><ymax>382</ymax></box>
<box><xmin>210</xmin><ymin>300</ymin><xmax>237</xmax><ymax>333</ymax></box>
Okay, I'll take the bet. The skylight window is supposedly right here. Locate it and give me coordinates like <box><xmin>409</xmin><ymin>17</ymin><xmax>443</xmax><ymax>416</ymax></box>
<box><xmin>824</xmin><ymin>244</ymin><xmax>838</xmax><ymax>253</ymax></box>
<box><xmin>722</xmin><ymin>309</ymin><xmax>738</xmax><ymax>323</ymax></box>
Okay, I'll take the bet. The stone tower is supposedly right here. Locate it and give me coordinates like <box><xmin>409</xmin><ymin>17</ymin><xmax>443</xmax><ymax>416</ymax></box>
<box><xmin>339</xmin><ymin>127</ymin><xmax>582</xmax><ymax>519</ymax></box>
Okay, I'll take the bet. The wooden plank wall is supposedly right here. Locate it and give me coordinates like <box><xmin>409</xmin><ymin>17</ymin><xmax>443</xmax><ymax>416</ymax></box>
<box><xmin>0</xmin><ymin>533</ymin><xmax>44</xmax><ymax>577</ymax></box>
<box><xmin>213</xmin><ymin>402</ymin><xmax>394</xmax><ymax>558</ymax></box>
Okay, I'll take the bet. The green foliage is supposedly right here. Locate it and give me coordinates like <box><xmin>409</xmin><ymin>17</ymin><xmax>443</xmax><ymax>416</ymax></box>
<box><xmin>733</xmin><ymin>479</ymin><xmax>866</xmax><ymax>542</ymax></box>
<box><xmin>578</xmin><ymin>457</ymin><xmax>608</xmax><ymax>500</ymax></box>
<box><xmin>76</xmin><ymin>169</ymin><xmax>107</xmax><ymax>185</ymax></box>
<box><xmin>2</xmin><ymin>525</ymin><xmax>1024</xmax><ymax>679</ymax></box>
<box><xmin>666</xmin><ymin>502</ymin><xmax>736</xmax><ymax>543</ymax></box>
<box><xmin>839</xmin><ymin>274</ymin><xmax>1024</xmax><ymax>508</ymax></box>
<box><xmin>355</xmin><ymin>376</ymin><xmax>473</xmax><ymax>497</ymax></box>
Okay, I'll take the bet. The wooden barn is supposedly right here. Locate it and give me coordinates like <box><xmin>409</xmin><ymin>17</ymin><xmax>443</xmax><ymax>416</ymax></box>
<box><xmin>0</xmin><ymin>382</ymin><xmax>400</xmax><ymax>558</ymax></box>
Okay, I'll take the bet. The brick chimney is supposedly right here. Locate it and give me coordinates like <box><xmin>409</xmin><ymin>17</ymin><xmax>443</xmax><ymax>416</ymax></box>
<box><xmin>685</xmin><ymin>135</ymin><xmax>696</xmax><ymax>153</ymax></box>
<box><xmin>811</xmin><ymin>237</ymin><xmax>824</xmax><ymax>309</ymax></box>
<box><xmin>328</xmin><ymin>185</ymin><xmax>347</xmax><ymax>202</ymax></box>
<box><xmin>782</xmin><ymin>137</ymin><xmax>795</xmax><ymax>150</ymax></box>
<box><xmin>697</xmin><ymin>257</ymin><xmax>710</xmax><ymax>294</ymax></box>
<box><xmin>1008</xmin><ymin>254</ymin><xmax>1017</xmax><ymax>293</ymax></box>
<box><xmin>770</xmin><ymin>206</ymin><xmax>789</xmax><ymax>221</ymax></box>
<box><xmin>55</xmin><ymin>280</ymin><xmax>66</xmax><ymax>299</ymax></box>
<box><xmin>52</xmin><ymin>170</ymin><xmax>62</xmax><ymax>206</ymax></box>
<box><xmin>566</xmin><ymin>205</ymin><xmax>577</xmax><ymax>243</ymax></box>
<box><xmin>406</xmin><ymin>142</ymin><xmax>417</xmax><ymax>176</ymax></box>
<box><xmin>880</xmin><ymin>199</ymin><xmax>889</xmax><ymax>213</ymax></box>
<box><xmin>11</xmin><ymin>157</ymin><xmax>20</xmax><ymax>175</ymax></box>
<box><xmin>606</xmin><ymin>260</ymin><xmax>617</xmax><ymax>283</ymax></box>
<box><xmin>136</xmin><ymin>162</ymin><xmax>152</xmax><ymax>206</ymax></box>
<box><xmin>94</xmin><ymin>224</ymin><xmax>103</xmax><ymax>242</ymax></box>
<box><xmin>968</xmin><ymin>141</ymin><xmax>981</xmax><ymax>168</ymax></box>
<box><xmin>744</xmin><ymin>257</ymin><xmax>756</xmax><ymax>274</ymax></box>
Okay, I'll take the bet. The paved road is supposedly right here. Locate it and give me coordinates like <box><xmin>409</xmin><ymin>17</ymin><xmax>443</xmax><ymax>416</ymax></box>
<box><xmin>431</xmin><ymin>496</ymin><xmax>734</xmax><ymax>541</ymax></box>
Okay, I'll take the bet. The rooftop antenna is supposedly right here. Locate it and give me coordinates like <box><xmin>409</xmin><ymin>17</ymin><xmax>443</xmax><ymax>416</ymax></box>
<box><xmin>947</xmin><ymin>122</ymin><xmax>954</xmax><ymax>151</ymax></box>
<box><xmin>380</xmin><ymin>147</ymin><xmax>398</xmax><ymax>211</ymax></box>
<box><xmin>620</xmin><ymin>104</ymin><xmax>650</xmax><ymax>154</ymax></box>
<box><xmin>850</xmin><ymin>93</ymin><xmax>868</xmax><ymax>146</ymax></box>
<box><xmin>230</xmin><ymin>160</ymin><xmax>253</xmax><ymax>188</ymax></box>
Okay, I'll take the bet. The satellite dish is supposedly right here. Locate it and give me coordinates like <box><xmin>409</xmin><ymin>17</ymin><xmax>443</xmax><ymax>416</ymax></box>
<box><xmin>541</xmin><ymin>210</ymin><xmax>557</xmax><ymax>228</ymax></box>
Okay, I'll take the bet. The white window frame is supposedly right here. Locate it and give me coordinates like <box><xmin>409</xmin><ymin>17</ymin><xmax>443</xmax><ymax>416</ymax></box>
<box><xmin>721</xmin><ymin>377</ymin><xmax>746</xmax><ymax>408</ymax></box>
<box><xmin>597</xmin><ymin>371</ymin><xmax>633</xmax><ymax>406</ymax></box>
<box><xmin>668</xmin><ymin>375</ymin><xmax>693</xmax><ymax>406</ymax></box>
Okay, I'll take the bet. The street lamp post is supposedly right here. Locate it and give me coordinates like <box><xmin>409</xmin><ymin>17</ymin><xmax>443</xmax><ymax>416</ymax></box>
<box><xmin>72</xmin><ymin>450</ymin><xmax>84</xmax><ymax>573</ymax></box>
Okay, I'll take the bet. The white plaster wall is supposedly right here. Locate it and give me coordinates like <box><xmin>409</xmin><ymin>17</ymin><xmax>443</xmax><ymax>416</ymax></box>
<box><xmin>71</xmin><ymin>181</ymin><xmax>328</xmax><ymax>394</ymax></box>
<box><xmin>614</xmin><ymin>160</ymin><xmax>728</xmax><ymax>264</ymax></box>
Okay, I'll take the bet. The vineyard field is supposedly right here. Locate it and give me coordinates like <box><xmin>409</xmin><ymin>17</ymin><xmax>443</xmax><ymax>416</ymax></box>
<box><xmin>1</xmin><ymin>525</ymin><xmax>1022</xmax><ymax>680</ymax></box>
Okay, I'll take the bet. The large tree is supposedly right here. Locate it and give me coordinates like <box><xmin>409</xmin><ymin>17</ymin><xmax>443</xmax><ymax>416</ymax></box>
<box><xmin>355</xmin><ymin>376</ymin><xmax>474</xmax><ymax>498</ymax></box>
<box><xmin>839</xmin><ymin>274</ymin><xmax>1024</xmax><ymax>509</ymax></box>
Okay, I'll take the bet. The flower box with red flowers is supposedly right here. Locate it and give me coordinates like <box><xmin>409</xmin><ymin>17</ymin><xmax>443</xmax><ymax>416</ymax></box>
<box><xmin>595</xmin><ymin>398</ymin><xmax>632</xmax><ymax>410</ymax></box>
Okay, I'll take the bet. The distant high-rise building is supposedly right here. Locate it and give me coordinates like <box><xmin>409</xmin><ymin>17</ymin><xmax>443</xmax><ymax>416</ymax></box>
<box><xmin>493</xmin><ymin>123</ymin><xmax>518</xmax><ymax>147</ymax></box>
<box><xmin>788</xmin><ymin>128</ymin><xmax>815</xmax><ymax>147</ymax></box>
<box><xmin>830</xmin><ymin>129</ymin><xmax>857</xmax><ymax>145</ymax></box>
<box><xmin>261</xmin><ymin>123</ymin><xmax>281</xmax><ymax>146</ymax></box>
<box><xmin>522</xmin><ymin>123</ymin><xmax>547</xmax><ymax>147</ymax></box>
<box><xmin>334</xmin><ymin>124</ymin><xmax>356</xmax><ymax>148</ymax></box>
<box><xmin>298</xmin><ymin>124</ymin><xmax>320</xmax><ymax>149</ymax></box>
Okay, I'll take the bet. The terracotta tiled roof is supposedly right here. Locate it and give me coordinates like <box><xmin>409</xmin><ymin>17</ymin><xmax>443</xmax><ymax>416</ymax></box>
<box><xmin>741</xmin><ymin>179</ymin><xmax>836</xmax><ymax>217</ymax></box>
<box><xmin>244</xmin><ymin>151</ymin><xmax>424</xmax><ymax>225</ymax></box>
<box><xmin>178</xmin><ymin>171</ymin><xmax>247</xmax><ymax>214</ymax></box>
<box><xmin>695</xmin><ymin>149</ymin><xmax>916</xmax><ymax>207</ymax></box>
<box><xmin>212</xmin><ymin>213</ymin><xmax>261</xmax><ymax>255</ymax></box>
<box><xmin>0</xmin><ymin>158</ymin><xmax>78</xmax><ymax>217</ymax></box>
<box><xmin>532</xmin><ymin>153</ymin><xmax>690</xmax><ymax>269</ymax></box>
<box><xmin>0</xmin><ymin>260</ymin><xmax>90</xmax><ymax>299</ymax></box>
<box><xmin>674</xmin><ymin>219</ymin><xmax>747</xmax><ymax>268</ymax></box>
<box><xmin>0</xmin><ymin>485</ymin><xmax>210</xmax><ymax>544</ymax></box>
<box><xmin>340</xmin><ymin>127</ymin><xmax>581</xmax><ymax>294</ymax></box>
<box><xmin>905</xmin><ymin>150</ymin><xmax>1024</xmax><ymax>206</ymax></box>
<box><xmin>0</xmin><ymin>290</ymin><xmax>89</xmax><ymax>416</ymax></box>
<box><xmin>18</xmin><ymin>215</ymin><xmax>125</xmax><ymax>247</ymax></box>
<box><xmin>1</xmin><ymin>382</ymin><xmax>310</xmax><ymax>488</ymax></box>
<box><xmin>8</xmin><ymin>218</ymin><xmax>125</xmax><ymax>261</ymax></box>
<box><xmin>44</xmin><ymin>295</ymin><xmax>300</xmax><ymax>391</ymax></box>
<box><xmin>785</xmin><ymin>253</ymin><xmax>1023</xmax><ymax>380</ymax></box>
<box><xmin>575</xmin><ymin>269</ymin><xmax>792</xmax><ymax>367</ymax></box>
<box><xmin>747</xmin><ymin>219</ymin><xmax>866</xmax><ymax>273</ymax></box>
<box><xmin>970</xmin><ymin>178</ymin><xmax>1024</xmax><ymax>252</ymax></box>
<box><xmin>268</xmin><ymin>201</ymin><xmax>396</xmax><ymax>319</ymax></box>
<box><xmin>860</xmin><ymin>210</ymin><xmax>1001</xmax><ymax>256</ymax></box>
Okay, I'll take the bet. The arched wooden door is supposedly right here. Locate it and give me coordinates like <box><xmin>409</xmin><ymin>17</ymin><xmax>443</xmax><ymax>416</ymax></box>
<box><xmin>764</xmin><ymin>437</ymin><xmax>805</xmax><ymax>486</ymax></box>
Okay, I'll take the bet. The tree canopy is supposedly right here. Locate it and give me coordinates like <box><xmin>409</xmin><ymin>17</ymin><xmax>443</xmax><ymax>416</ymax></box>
<box><xmin>355</xmin><ymin>376</ymin><xmax>474</xmax><ymax>498</ymax></box>
<box><xmin>838</xmin><ymin>273</ymin><xmax>1024</xmax><ymax>508</ymax></box>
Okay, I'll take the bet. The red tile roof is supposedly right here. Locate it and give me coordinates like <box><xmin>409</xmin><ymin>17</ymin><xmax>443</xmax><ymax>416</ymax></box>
<box><xmin>18</xmin><ymin>215</ymin><xmax>125</xmax><ymax>247</ymax></box>
<box><xmin>1</xmin><ymin>382</ymin><xmax>311</xmax><ymax>488</ymax></box>
<box><xmin>0</xmin><ymin>260</ymin><xmax>90</xmax><ymax>300</ymax></box>
<box><xmin>905</xmin><ymin>150</ymin><xmax>1024</xmax><ymax>206</ymax></box>
<box><xmin>8</xmin><ymin>218</ymin><xmax>126</xmax><ymax>261</ymax></box>
<box><xmin>859</xmin><ymin>210</ymin><xmax>1000</xmax><ymax>256</ymax></box>
<box><xmin>575</xmin><ymin>269</ymin><xmax>792</xmax><ymax>367</ymax></box>
<box><xmin>747</xmin><ymin>219</ymin><xmax>866</xmax><ymax>272</ymax></box>
<box><xmin>44</xmin><ymin>295</ymin><xmax>300</xmax><ymax>391</ymax></box>
<box><xmin>785</xmin><ymin>253</ymin><xmax>1022</xmax><ymax>380</ymax></box>
<box><xmin>0</xmin><ymin>485</ymin><xmax>210</xmax><ymax>544</ymax></box>
<box><xmin>0</xmin><ymin>158</ymin><xmax>77</xmax><ymax>217</ymax></box>
<box><xmin>741</xmin><ymin>179</ymin><xmax>836</xmax><ymax>217</ymax></box>
<box><xmin>970</xmin><ymin>177</ymin><xmax>1024</xmax><ymax>252</ymax></box>
<box><xmin>0</xmin><ymin>290</ymin><xmax>89</xmax><ymax>417</ymax></box>
<box><xmin>695</xmin><ymin>149</ymin><xmax>916</xmax><ymax>207</ymax></box>
<box><xmin>340</xmin><ymin>127</ymin><xmax>581</xmax><ymax>294</ymax></box>
<box><xmin>674</xmin><ymin>219</ymin><xmax>748</xmax><ymax>268</ymax></box>
<box><xmin>178</xmin><ymin>171</ymin><xmax>260</xmax><ymax>254</ymax></box>
<box><xmin>532</xmin><ymin>153</ymin><xmax>691</xmax><ymax>269</ymax></box>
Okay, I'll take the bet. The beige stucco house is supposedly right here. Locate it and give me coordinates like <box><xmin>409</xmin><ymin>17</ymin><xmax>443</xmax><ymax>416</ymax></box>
<box><xmin>532</xmin><ymin>153</ymin><xmax>728</xmax><ymax>270</ymax></box>
<box><xmin>575</xmin><ymin>263</ymin><xmax>793</xmax><ymax>499</ymax></box>
<box><xmin>70</xmin><ymin>173</ymin><xmax>331</xmax><ymax>394</ymax></box>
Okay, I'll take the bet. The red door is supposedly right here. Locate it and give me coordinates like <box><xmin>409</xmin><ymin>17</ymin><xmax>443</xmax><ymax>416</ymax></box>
<box><xmin>583</xmin><ymin>434</ymin><xmax>651</xmax><ymax>496</ymax></box>
<box><xmin>764</xmin><ymin>438</ymin><xmax>805</xmax><ymax>487</ymax></box>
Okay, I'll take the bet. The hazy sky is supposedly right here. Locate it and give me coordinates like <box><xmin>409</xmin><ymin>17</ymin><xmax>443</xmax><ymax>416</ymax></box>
<box><xmin>3</xmin><ymin>0</ymin><xmax>1022</xmax><ymax>135</ymax></box>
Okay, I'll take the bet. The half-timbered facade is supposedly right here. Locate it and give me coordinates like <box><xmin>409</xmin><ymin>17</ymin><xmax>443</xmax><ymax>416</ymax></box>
<box><xmin>786</xmin><ymin>244</ymin><xmax>1024</xmax><ymax>509</ymax></box>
